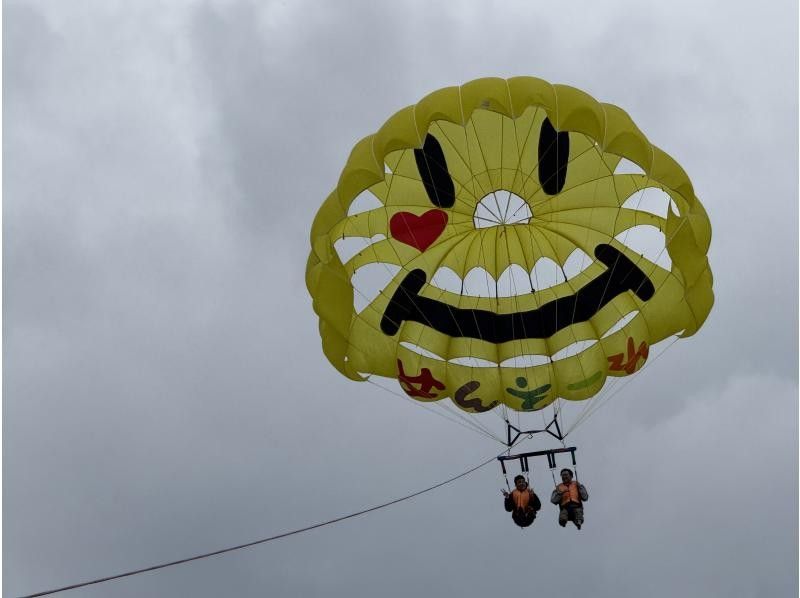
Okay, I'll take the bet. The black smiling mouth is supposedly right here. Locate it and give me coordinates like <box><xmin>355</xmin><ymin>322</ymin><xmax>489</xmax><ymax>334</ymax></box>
<box><xmin>380</xmin><ymin>244</ymin><xmax>655</xmax><ymax>343</ymax></box>
<box><xmin>384</xmin><ymin>121</ymin><xmax>654</xmax><ymax>343</ymax></box>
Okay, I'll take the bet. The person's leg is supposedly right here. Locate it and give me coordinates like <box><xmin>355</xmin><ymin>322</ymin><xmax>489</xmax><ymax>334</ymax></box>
<box><xmin>558</xmin><ymin>508</ymin><xmax>568</xmax><ymax>527</ymax></box>
<box><xmin>572</xmin><ymin>506</ymin><xmax>584</xmax><ymax>529</ymax></box>
<box><xmin>524</xmin><ymin>511</ymin><xmax>535</xmax><ymax>527</ymax></box>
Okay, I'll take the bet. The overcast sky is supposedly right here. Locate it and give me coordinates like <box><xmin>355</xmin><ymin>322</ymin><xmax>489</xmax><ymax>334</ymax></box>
<box><xmin>5</xmin><ymin>1</ymin><xmax>798</xmax><ymax>597</ymax></box>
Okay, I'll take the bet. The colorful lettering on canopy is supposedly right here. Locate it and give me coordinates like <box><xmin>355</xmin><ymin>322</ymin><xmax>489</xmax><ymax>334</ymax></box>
<box><xmin>397</xmin><ymin>359</ymin><xmax>445</xmax><ymax>399</ymax></box>
<box><xmin>567</xmin><ymin>371</ymin><xmax>602</xmax><ymax>390</ymax></box>
<box><xmin>505</xmin><ymin>377</ymin><xmax>551</xmax><ymax>411</ymax></box>
<box><xmin>453</xmin><ymin>381</ymin><xmax>499</xmax><ymax>412</ymax></box>
<box><xmin>608</xmin><ymin>337</ymin><xmax>649</xmax><ymax>374</ymax></box>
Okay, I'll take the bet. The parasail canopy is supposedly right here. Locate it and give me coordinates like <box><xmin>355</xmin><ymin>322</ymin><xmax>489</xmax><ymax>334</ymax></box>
<box><xmin>307</xmin><ymin>76</ymin><xmax>713</xmax><ymax>415</ymax></box>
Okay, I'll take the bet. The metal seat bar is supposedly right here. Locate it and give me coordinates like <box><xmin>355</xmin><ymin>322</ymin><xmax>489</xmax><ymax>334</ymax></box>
<box><xmin>505</xmin><ymin>415</ymin><xmax>564</xmax><ymax>447</ymax></box>
<box><xmin>497</xmin><ymin>446</ymin><xmax>577</xmax><ymax>474</ymax></box>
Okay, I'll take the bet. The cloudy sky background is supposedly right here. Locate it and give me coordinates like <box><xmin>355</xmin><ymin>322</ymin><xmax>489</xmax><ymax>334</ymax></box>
<box><xmin>5</xmin><ymin>1</ymin><xmax>797</xmax><ymax>596</ymax></box>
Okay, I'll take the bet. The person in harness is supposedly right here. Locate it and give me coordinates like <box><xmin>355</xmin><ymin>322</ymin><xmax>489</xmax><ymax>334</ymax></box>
<box><xmin>550</xmin><ymin>468</ymin><xmax>588</xmax><ymax>529</ymax></box>
<box><xmin>502</xmin><ymin>475</ymin><xmax>542</xmax><ymax>528</ymax></box>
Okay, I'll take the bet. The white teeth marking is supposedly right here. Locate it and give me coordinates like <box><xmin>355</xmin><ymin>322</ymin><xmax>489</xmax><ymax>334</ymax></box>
<box><xmin>601</xmin><ymin>311</ymin><xmax>639</xmax><ymax>339</ymax></box>
<box><xmin>351</xmin><ymin>263</ymin><xmax>401</xmax><ymax>314</ymax></box>
<box><xmin>562</xmin><ymin>248</ymin><xmax>593</xmax><ymax>280</ymax></box>
<box><xmin>500</xmin><ymin>354</ymin><xmax>551</xmax><ymax>368</ymax></box>
<box><xmin>402</xmin><ymin>341</ymin><xmax>597</xmax><ymax>366</ymax></box>
<box><xmin>497</xmin><ymin>265</ymin><xmax>533</xmax><ymax>297</ymax></box>
<box><xmin>429</xmin><ymin>266</ymin><xmax>462</xmax><ymax>294</ymax></box>
<box><xmin>463</xmin><ymin>267</ymin><xmax>496</xmax><ymax>298</ymax></box>
<box><xmin>428</xmin><ymin>253</ymin><xmax>595</xmax><ymax>298</ymax></box>
<box><xmin>449</xmin><ymin>356</ymin><xmax>497</xmax><ymax>368</ymax></box>
<box><xmin>615</xmin><ymin>225</ymin><xmax>672</xmax><ymax>271</ymax></box>
<box><xmin>531</xmin><ymin>257</ymin><xmax>566</xmax><ymax>291</ymax></box>
<box><xmin>474</xmin><ymin>190</ymin><xmax>532</xmax><ymax>228</ymax></box>
<box><xmin>621</xmin><ymin>187</ymin><xmax>675</xmax><ymax>219</ymax></box>
<box><xmin>334</xmin><ymin>234</ymin><xmax>386</xmax><ymax>264</ymax></box>
<box><xmin>347</xmin><ymin>189</ymin><xmax>383</xmax><ymax>216</ymax></box>
<box><xmin>614</xmin><ymin>158</ymin><xmax>646</xmax><ymax>175</ymax></box>
<box><xmin>400</xmin><ymin>342</ymin><xmax>444</xmax><ymax>361</ymax></box>
<box><xmin>551</xmin><ymin>339</ymin><xmax>597</xmax><ymax>361</ymax></box>
<box><xmin>401</xmin><ymin>340</ymin><xmax>613</xmax><ymax>366</ymax></box>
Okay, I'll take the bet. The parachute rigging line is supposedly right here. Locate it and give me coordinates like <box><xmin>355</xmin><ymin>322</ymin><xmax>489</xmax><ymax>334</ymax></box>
<box><xmin>365</xmin><ymin>376</ymin><xmax>505</xmax><ymax>443</ymax></box>
<box><xmin>564</xmin><ymin>334</ymin><xmax>681</xmax><ymax>436</ymax></box>
<box><xmin>17</xmin><ymin>456</ymin><xmax>497</xmax><ymax>598</ymax></box>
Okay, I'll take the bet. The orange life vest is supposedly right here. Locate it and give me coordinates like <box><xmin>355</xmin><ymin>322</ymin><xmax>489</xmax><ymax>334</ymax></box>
<box><xmin>511</xmin><ymin>489</ymin><xmax>531</xmax><ymax>510</ymax></box>
<box><xmin>557</xmin><ymin>481</ymin><xmax>582</xmax><ymax>506</ymax></box>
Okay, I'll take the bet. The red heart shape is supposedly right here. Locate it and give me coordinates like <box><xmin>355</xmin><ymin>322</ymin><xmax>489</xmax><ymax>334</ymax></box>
<box><xmin>390</xmin><ymin>209</ymin><xmax>448</xmax><ymax>252</ymax></box>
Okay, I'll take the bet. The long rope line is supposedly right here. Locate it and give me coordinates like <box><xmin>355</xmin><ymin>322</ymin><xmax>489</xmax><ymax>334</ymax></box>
<box><xmin>18</xmin><ymin>455</ymin><xmax>498</xmax><ymax>598</ymax></box>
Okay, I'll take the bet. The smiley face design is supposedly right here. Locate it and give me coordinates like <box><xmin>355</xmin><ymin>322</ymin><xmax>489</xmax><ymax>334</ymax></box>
<box><xmin>307</xmin><ymin>77</ymin><xmax>713</xmax><ymax>413</ymax></box>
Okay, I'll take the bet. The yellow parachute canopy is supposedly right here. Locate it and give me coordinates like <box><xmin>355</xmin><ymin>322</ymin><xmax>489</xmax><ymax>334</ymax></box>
<box><xmin>307</xmin><ymin>76</ymin><xmax>713</xmax><ymax>414</ymax></box>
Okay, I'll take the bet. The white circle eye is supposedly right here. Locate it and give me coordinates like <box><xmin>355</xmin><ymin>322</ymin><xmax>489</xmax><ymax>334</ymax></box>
<box><xmin>473</xmin><ymin>190</ymin><xmax>532</xmax><ymax>229</ymax></box>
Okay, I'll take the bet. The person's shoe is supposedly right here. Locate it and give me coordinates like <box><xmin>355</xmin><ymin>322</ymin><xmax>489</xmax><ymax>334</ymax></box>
<box><xmin>575</xmin><ymin>523</ymin><xmax>582</xmax><ymax>530</ymax></box>
<box><xmin>559</xmin><ymin>521</ymin><xmax>567</xmax><ymax>527</ymax></box>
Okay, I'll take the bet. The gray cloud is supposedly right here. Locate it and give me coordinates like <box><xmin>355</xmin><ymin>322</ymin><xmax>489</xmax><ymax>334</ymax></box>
<box><xmin>5</xmin><ymin>0</ymin><xmax>797</xmax><ymax>596</ymax></box>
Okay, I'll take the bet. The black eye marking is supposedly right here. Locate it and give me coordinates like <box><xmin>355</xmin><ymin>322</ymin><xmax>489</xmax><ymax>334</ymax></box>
<box><xmin>414</xmin><ymin>133</ymin><xmax>455</xmax><ymax>208</ymax></box>
<box><xmin>538</xmin><ymin>117</ymin><xmax>569</xmax><ymax>195</ymax></box>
